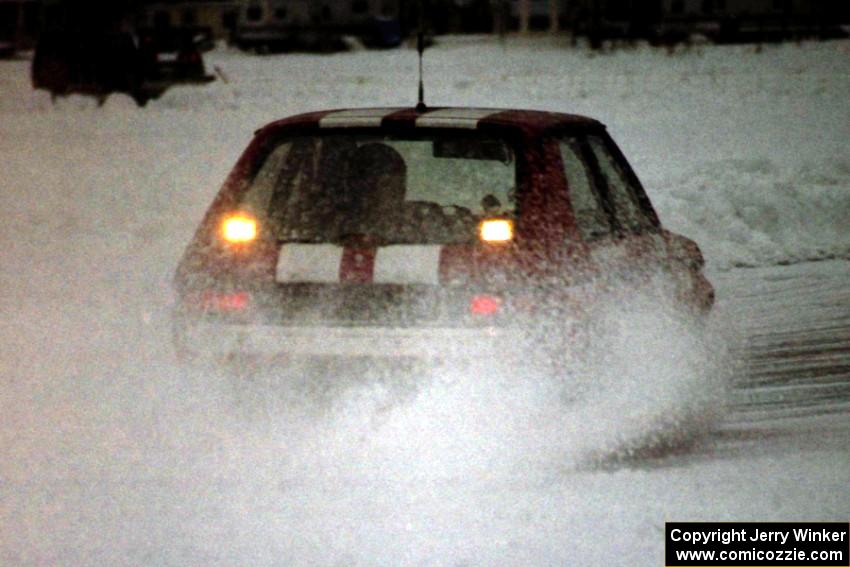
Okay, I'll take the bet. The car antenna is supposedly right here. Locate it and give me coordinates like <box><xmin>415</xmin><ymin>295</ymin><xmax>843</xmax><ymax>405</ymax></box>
<box><xmin>415</xmin><ymin>1</ymin><xmax>427</xmax><ymax>113</ymax></box>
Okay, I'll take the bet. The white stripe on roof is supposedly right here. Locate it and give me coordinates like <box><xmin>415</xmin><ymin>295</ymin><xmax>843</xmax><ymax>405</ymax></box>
<box><xmin>319</xmin><ymin>108</ymin><xmax>404</xmax><ymax>128</ymax></box>
<box><xmin>415</xmin><ymin>108</ymin><xmax>499</xmax><ymax>129</ymax></box>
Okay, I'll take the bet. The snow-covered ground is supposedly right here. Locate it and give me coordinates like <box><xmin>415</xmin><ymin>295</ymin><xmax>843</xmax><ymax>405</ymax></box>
<box><xmin>1</xmin><ymin>36</ymin><xmax>848</xmax><ymax>565</ymax></box>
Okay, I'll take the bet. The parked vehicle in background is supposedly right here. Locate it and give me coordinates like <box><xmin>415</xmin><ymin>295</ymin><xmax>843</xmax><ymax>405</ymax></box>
<box><xmin>137</xmin><ymin>27</ymin><xmax>215</xmax><ymax>84</ymax></box>
<box><xmin>31</xmin><ymin>30</ymin><xmax>147</xmax><ymax>105</ymax></box>
<box><xmin>31</xmin><ymin>28</ymin><xmax>214</xmax><ymax>106</ymax></box>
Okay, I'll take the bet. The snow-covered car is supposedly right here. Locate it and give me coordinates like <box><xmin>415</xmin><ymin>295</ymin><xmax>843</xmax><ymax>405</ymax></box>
<box><xmin>172</xmin><ymin>107</ymin><xmax>714</xmax><ymax>367</ymax></box>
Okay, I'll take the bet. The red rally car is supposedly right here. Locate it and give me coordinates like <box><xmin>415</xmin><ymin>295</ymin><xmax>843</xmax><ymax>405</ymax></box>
<box><xmin>172</xmin><ymin>107</ymin><xmax>714</xmax><ymax>366</ymax></box>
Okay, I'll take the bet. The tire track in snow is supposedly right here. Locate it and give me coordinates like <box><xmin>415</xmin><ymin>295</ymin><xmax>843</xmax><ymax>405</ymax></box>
<box><xmin>715</xmin><ymin>260</ymin><xmax>850</xmax><ymax>424</ymax></box>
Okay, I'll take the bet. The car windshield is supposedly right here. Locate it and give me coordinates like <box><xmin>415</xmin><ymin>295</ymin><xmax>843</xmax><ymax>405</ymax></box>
<box><xmin>238</xmin><ymin>133</ymin><xmax>517</xmax><ymax>244</ymax></box>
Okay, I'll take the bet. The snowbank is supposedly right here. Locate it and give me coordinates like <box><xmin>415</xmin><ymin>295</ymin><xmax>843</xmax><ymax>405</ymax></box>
<box><xmin>655</xmin><ymin>157</ymin><xmax>850</xmax><ymax>268</ymax></box>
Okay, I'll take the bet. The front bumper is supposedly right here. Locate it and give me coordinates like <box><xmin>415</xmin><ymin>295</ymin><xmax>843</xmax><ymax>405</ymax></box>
<box><xmin>179</xmin><ymin>321</ymin><xmax>516</xmax><ymax>360</ymax></box>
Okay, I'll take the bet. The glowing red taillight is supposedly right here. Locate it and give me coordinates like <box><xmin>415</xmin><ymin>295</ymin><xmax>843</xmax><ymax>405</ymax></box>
<box><xmin>200</xmin><ymin>290</ymin><xmax>251</xmax><ymax>312</ymax></box>
<box><xmin>470</xmin><ymin>294</ymin><xmax>501</xmax><ymax>316</ymax></box>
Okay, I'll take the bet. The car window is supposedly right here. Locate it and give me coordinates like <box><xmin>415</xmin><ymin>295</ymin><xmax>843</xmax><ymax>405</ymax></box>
<box><xmin>586</xmin><ymin>135</ymin><xmax>655</xmax><ymax>233</ymax></box>
<box><xmin>238</xmin><ymin>133</ymin><xmax>517</xmax><ymax>245</ymax></box>
<box><xmin>391</xmin><ymin>140</ymin><xmax>515</xmax><ymax>213</ymax></box>
<box><xmin>558</xmin><ymin>139</ymin><xmax>614</xmax><ymax>241</ymax></box>
<box><xmin>240</xmin><ymin>141</ymin><xmax>293</xmax><ymax>213</ymax></box>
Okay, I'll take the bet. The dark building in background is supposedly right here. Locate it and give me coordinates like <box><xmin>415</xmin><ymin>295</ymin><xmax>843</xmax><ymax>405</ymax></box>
<box><xmin>230</xmin><ymin>0</ymin><xmax>404</xmax><ymax>51</ymax></box>
<box><xmin>4</xmin><ymin>0</ymin><xmax>849</xmax><ymax>56</ymax></box>
<box><xmin>411</xmin><ymin>0</ymin><xmax>849</xmax><ymax>40</ymax></box>
<box><xmin>570</xmin><ymin>0</ymin><xmax>849</xmax><ymax>45</ymax></box>
<box><xmin>134</xmin><ymin>0</ymin><xmax>407</xmax><ymax>50</ymax></box>
<box><xmin>136</xmin><ymin>0</ymin><xmax>238</xmax><ymax>40</ymax></box>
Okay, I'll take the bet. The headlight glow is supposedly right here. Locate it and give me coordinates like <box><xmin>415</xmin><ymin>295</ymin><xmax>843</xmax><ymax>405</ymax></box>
<box><xmin>479</xmin><ymin>219</ymin><xmax>513</xmax><ymax>243</ymax></box>
<box><xmin>222</xmin><ymin>214</ymin><xmax>258</xmax><ymax>244</ymax></box>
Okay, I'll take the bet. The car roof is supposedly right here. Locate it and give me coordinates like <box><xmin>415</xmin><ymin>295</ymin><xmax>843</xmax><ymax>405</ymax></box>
<box><xmin>256</xmin><ymin>107</ymin><xmax>603</xmax><ymax>138</ymax></box>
